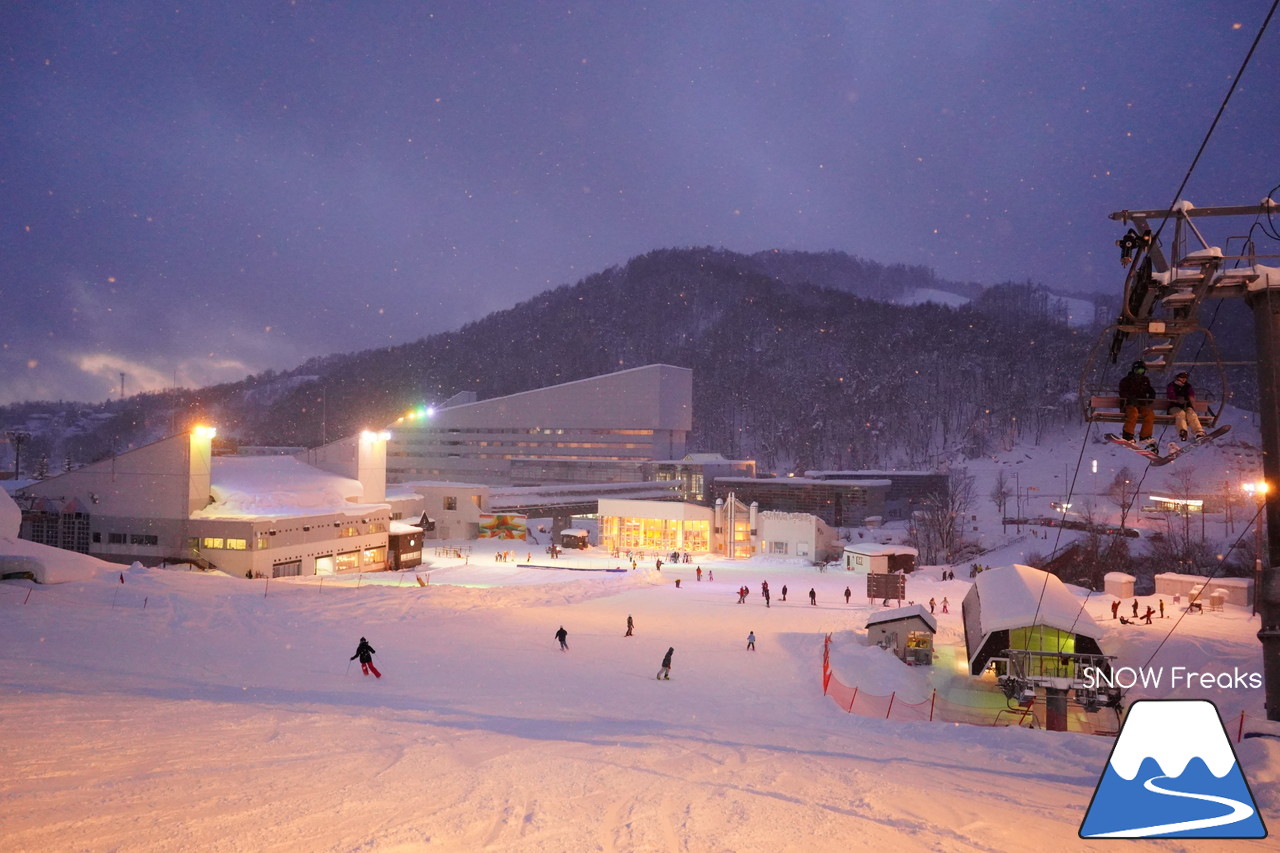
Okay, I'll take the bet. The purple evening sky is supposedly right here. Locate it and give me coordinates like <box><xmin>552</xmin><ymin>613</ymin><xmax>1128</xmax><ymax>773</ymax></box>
<box><xmin>2</xmin><ymin>1</ymin><xmax>1277</xmax><ymax>404</ymax></box>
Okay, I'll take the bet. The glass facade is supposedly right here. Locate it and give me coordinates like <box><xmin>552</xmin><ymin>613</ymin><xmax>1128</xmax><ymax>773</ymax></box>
<box><xmin>1009</xmin><ymin>626</ymin><xmax>1077</xmax><ymax>678</ymax></box>
<box><xmin>599</xmin><ymin>515</ymin><xmax>710</xmax><ymax>553</ymax></box>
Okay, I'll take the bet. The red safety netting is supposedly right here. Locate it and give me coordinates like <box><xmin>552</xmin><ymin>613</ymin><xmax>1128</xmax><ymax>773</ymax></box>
<box><xmin>822</xmin><ymin>633</ymin><xmax>1030</xmax><ymax>728</ymax></box>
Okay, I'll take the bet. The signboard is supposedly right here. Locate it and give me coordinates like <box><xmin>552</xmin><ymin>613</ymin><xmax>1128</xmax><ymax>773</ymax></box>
<box><xmin>477</xmin><ymin>514</ymin><xmax>528</xmax><ymax>539</ymax></box>
<box><xmin>867</xmin><ymin>572</ymin><xmax>905</xmax><ymax>602</ymax></box>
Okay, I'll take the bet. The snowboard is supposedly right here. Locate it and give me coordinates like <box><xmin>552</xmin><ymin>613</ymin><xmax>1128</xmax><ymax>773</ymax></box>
<box><xmin>1148</xmin><ymin>423</ymin><xmax>1232</xmax><ymax>466</ymax></box>
<box><xmin>1104</xmin><ymin>433</ymin><xmax>1162</xmax><ymax>461</ymax></box>
<box><xmin>1105</xmin><ymin>424</ymin><xmax>1230</xmax><ymax>466</ymax></box>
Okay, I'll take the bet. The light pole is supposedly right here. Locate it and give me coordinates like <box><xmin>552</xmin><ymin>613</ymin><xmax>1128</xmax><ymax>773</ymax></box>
<box><xmin>1244</xmin><ymin>480</ymin><xmax>1269</xmax><ymax>617</ymax></box>
<box><xmin>4</xmin><ymin>430</ymin><xmax>31</xmax><ymax>480</ymax></box>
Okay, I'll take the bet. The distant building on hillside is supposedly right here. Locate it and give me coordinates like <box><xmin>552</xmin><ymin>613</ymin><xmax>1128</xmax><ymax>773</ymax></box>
<box><xmin>385</xmin><ymin>364</ymin><xmax>693</xmax><ymax>487</ymax></box>
<box><xmin>711</xmin><ymin>477</ymin><xmax>888</xmax><ymax>527</ymax></box>
<box><xmin>644</xmin><ymin>453</ymin><xmax>756</xmax><ymax>504</ymax></box>
<box><xmin>804</xmin><ymin>470</ymin><xmax>950</xmax><ymax>518</ymax></box>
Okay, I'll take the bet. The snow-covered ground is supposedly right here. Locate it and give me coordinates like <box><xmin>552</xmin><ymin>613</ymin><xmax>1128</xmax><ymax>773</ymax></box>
<box><xmin>2</xmin><ymin>420</ymin><xmax>1276</xmax><ymax>851</ymax></box>
<box><xmin>2</xmin><ymin>536</ymin><xmax>1276</xmax><ymax>851</ymax></box>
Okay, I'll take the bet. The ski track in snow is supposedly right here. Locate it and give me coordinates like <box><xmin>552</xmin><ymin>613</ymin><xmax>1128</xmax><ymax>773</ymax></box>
<box><xmin>4</xmin><ymin>428</ymin><xmax>1279</xmax><ymax>852</ymax></box>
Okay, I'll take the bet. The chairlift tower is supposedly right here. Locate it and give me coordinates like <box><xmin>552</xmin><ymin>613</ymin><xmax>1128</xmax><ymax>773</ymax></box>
<box><xmin>1105</xmin><ymin>198</ymin><xmax>1280</xmax><ymax>721</ymax></box>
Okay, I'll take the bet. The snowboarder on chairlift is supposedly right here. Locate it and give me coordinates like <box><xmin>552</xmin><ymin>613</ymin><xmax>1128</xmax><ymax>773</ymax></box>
<box><xmin>1119</xmin><ymin>360</ymin><xmax>1157</xmax><ymax>453</ymax></box>
<box><xmin>350</xmin><ymin>637</ymin><xmax>381</xmax><ymax>678</ymax></box>
<box><xmin>1166</xmin><ymin>372</ymin><xmax>1208</xmax><ymax>443</ymax></box>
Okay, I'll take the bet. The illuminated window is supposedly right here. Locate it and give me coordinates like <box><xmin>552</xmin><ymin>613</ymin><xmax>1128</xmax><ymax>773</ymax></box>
<box><xmin>335</xmin><ymin>551</ymin><xmax>360</xmax><ymax>572</ymax></box>
<box><xmin>444</xmin><ymin>496</ymin><xmax>457</xmax><ymax>511</ymax></box>
<box><xmin>202</xmin><ymin>537</ymin><xmax>225</xmax><ymax>549</ymax></box>
<box><xmin>225</xmin><ymin>539</ymin><xmax>247</xmax><ymax>550</ymax></box>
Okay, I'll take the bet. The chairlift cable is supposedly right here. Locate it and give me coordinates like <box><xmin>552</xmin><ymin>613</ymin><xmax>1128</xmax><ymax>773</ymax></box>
<box><xmin>1146</xmin><ymin>0</ymin><xmax>1278</xmax><ymax>249</ymax></box>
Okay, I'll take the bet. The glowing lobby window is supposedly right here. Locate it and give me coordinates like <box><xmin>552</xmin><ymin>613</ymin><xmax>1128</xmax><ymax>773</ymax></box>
<box><xmin>225</xmin><ymin>538</ymin><xmax>248</xmax><ymax>550</ymax></box>
<box><xmin>335</xmin><ymin>551</ymin><xmax>360</xmax><ymax>572</ymax></box>
<box><xmin>731</xmin><ymin>520</ymin><xmax>752</xmax><ymax>558</ymax></box>
<box><xmin>599</xmin><ymin>516</ymin><xmax>709</xmax><ymax>554</ymax></box>
<box><xmin>202</xmin><ymin>537</ymin><xmax>224</xmax><ymax>549</ymax></box>
<box><xmin>1009</xmin><ymin>626</ymin><xmax>1076</xmax><ymax>678</ymax></box>
<box><xmin>362</xmin><ymin>546</ymin><xmax>387</xmax><ymax>565</ymax></box>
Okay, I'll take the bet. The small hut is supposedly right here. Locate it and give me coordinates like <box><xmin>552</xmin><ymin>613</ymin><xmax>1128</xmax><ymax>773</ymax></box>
<box><xmin>961</xmin><ymin>564</ymin><xmax>1105</xmax><ymax>677</ymax></box>
<box><xmin>866</xmin><ymin>604</ymin><xmax>937</xmax><ymax>665</ymax></box>
<box><xmin>1104</xmin><ymin>571</ymin><xmax>1135</xmax><ymax>599</ymax></box>
<box><xmin>843</xmin><ymin>543</ymin><xmax>917</xmax><ymax>574</ymax></box>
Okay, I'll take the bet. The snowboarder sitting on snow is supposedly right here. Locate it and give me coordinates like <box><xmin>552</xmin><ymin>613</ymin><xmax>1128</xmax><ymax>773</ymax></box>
<box><xmin>1166</xmin><ymin>372</ymin><xmax>1207</xmax><ymax>442</ymax></box>
<box><xmin>1119</xmin><ymin>360</ymin><xmax>1157</xmax><ymax>452</ymax></box>
<box><xmin>351</xmin><ymin>637</ymin><xmax>381</xmax><ymax>678</ymax></box>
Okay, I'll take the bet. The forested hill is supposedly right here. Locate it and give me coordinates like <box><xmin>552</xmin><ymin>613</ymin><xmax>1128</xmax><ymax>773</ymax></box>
<box><xmin>224</xmin><ymin>247</ymin><xmax>1094</xmax><ymax>471</ymax></box>
<box><xmin>6</xmin><ymin>247</ymin><xmax>1110</xmax><ymax>472</ymax></box>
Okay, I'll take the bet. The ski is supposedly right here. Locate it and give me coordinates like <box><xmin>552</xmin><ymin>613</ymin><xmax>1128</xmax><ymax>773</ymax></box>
<box><xmin>1148</xmin><ymin>424</ymin><xmax>1232</xmax><ymax>467</ymax></box>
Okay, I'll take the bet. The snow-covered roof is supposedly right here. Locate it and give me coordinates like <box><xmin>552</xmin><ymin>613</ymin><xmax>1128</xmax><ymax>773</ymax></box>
<box><xmin>193</xmin><ymin>456</ymin><xmax>387</xmax><ymax>521</ymax></box>
<box><xmin>0</xmin><ymin>486</ymin><xmax>19</xmax><ymax>536</ymax></box>
<box><xmin>716</xmin><ymin>476</ymin><xmax>893</xmax><ymax>487</ymax></box>
<box><xmin>843</xmin><ymin>544</ymin><xmax>918</xmax><ymax>557</ymax></box>
<box><xmin>389</xmin><ymin>520</ymin><xmax>422</xmax><ymax>535</ymax></box>
<box><xmin>866</xmin><ymin>603</ymin><xmax>937</xmax><ymax>632</ymax></box>
<box><xmin>560</xmin><ymin>528</ymin><xmax>589</xmax><ymax>537</ymax></box>
<box><xmin>970</xmin><ymin>564</ymin><xmax>1103</xmax><ymax>640</ymax></box>
<box><xmin>1104</xmin><ymin>572</ymin><xmax>1135</xmax><ymax>581</ymax></box>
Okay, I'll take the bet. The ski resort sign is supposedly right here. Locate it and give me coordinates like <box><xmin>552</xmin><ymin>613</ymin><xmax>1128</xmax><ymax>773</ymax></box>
<box><xmin>1079</xmin><ymin>700</ymin><xmax>1267</xmax><ymax>839</ymax></box>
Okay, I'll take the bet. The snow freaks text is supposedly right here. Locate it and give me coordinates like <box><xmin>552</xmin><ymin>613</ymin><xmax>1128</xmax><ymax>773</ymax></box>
<box><xmin>1081</xmin><ymin>666</ymin><xmax>1262</xmax><ymax>691</ymax></box>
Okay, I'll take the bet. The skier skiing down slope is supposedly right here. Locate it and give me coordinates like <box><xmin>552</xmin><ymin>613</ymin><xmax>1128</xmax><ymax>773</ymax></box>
<box><xmin>350</xmin><ymin>637</ymin><xmax>381</xmax><ymax>678</ymax></box>
<box><xmin>1119</xmin><ymin>360</ymin><xmax>1157</xmax><ymax>452</ymax></box>
<box><xmin>555</xmin><ymin>626</ymin><xmax>569</xmax><ymax>651</ymax></box>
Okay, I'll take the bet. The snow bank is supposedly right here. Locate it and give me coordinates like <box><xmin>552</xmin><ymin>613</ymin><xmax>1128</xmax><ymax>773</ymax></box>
<box><xmin>0</xmin><ymin>487</ymin><xmax>20</xmax><ymax>536</ymax></box>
